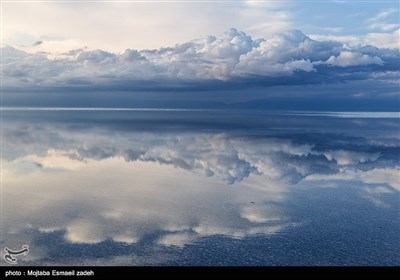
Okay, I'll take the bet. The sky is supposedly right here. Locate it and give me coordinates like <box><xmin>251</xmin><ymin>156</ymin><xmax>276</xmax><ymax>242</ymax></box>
<box><xmin>1</xmin><ymin>0</ymin><xmax>400</xmax><ymax>110</ymax></box>
<box><xmin>3</xmin><ymin>1</ymin><xmax>399</xmax><ymax>52</ymax></box>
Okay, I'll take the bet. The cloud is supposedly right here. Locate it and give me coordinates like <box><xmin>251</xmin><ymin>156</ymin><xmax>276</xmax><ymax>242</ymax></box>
<box><xmin>355</xmin><ymin>8</ymin><xmax>400</xmax><ymax>50</ymax></box>
<box><xmin>323</xmin><ymin>150</ymin><xmax>380</xmax><ymax>166</ymax></box>
<box><xmin>367</xmin><ymin>8</ymin><xmax>398</xmax><ymax>23</ymax></box>
<box><xmin>158</xmin><ymin>232</ymin><xmax>197</xmax><ymax>248</ymax></box>
<box><xmin>309</xmin><ymin>29</ymin><xmax>400</xmax><ymax>50</ymax></box>
<box><xmin>366</xmin><ymin>8</ymin><xmax>399</xmax><ymax>32</ymax></box>
<box><xmin>305</xmin><ymin>167</ymin><xmax>400</xmax><ymax>192</ymax></box>
<box><xmin>310</xmin><ymin>8</ymin><xmax>399</xmax><ymax>51</ymax></box>
<box><xmin>2</xmin><ymin>28</ymin><xmax>398</xmax><ymax>92</ymax></box>
<box><xmin>240</xmin><ymin>205</ymin><xmax>283</xmax><ymax>223</ymax></box>
<box><xmin>326</xmin><ymin>51</ymin><xmax>384</xmax><ymax>67</ymax></box>
<box><xmin>3</xmin><ymin>127</ymin><xmax>321</xmax><ymax>185</ymax></box>
<box><xmin>65</xmin><ymin>219</ymin><xmax>105</xmax><ymax>244</ymax></box>
<box><xmin>3</xmin><ymin>115</ymin><xmax>398</xmax><ymax>187</ymax></box>
<box><xmin>370</xmin><ymin>71</ymin><xmax>400</xmax><ymax>84</ymax></box>
<box><xmin>3</xmin><ymin>156</ymin><xmax>291</xmax><ymax>249</ymax></box>
<box><xmin>308</xmin><ymin>34</ymin><xmax>362</xmax><ymax>47</ymax></box>
<box><xmin>364</xmin><ymin>29</ymin><xmax>400</xmax><ymax>49</ymax></box>
<box><xmin>32</xmin><ymin>40</ymin><xmax>43</xmax><ymax>46</ymax></box>
<box><xmin>235</xmin><ymin>30</ymin><xmax>318</xmax><ymax>76</ymax></box>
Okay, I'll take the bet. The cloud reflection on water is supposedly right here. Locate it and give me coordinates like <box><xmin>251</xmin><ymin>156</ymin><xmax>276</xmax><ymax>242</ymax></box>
<box><xmin>1</xmin><ymin>112</ymin><xmax>399</xmax><ymax>265</ymax></box>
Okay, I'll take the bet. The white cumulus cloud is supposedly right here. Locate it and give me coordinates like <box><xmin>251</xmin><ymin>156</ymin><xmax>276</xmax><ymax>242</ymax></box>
<box><xmin>2</xmin><ymin>28</ymin><xmax>397</xmax><ymax>90</ymax></box>
<box><xmin>326</xmin><ymin>51</ymin><xmax>384</xmax><ymax>67</ymax></box>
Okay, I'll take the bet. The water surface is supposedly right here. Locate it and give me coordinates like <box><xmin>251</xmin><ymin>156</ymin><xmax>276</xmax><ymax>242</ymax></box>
<box><xmin>1</xmin><ymin>109</ymin><xmax>399</xmax><ymax>265</ymax></box>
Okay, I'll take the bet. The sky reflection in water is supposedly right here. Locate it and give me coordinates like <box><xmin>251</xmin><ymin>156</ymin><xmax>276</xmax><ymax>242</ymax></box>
<box><xmin>1</xmin><ymin>110</ymin><xmax>399</xmax><ymax>265</ymax></box>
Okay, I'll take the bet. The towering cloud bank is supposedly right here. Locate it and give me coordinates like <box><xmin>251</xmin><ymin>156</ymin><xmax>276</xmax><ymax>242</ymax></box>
<box><xmin>2</xmin><ymin>29</ymin><xmax>399</xmax><ymax>91</ymax></box>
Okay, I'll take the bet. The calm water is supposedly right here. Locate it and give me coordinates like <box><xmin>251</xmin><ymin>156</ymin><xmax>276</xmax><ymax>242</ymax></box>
<box><xmin>1</xmin><ymin>109</ymin><xmax>399</xmax><ymax>266</ymax></box>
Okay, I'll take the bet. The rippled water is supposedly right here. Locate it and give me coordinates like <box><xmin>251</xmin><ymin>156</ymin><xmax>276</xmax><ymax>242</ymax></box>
<box><xmin>1</xmin><ymin>109</ymin><xmax>399</xmax><ymax>265</ymax></box>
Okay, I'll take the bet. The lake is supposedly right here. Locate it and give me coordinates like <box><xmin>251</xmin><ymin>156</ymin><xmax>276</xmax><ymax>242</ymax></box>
<box><xmin>1</xmin><ymin>109</ymin><xmax>399</xmax><ymax>265</ymax></box>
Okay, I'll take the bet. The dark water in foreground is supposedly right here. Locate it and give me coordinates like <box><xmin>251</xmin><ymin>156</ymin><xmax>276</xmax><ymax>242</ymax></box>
<box><xmin>1</xmin><ymin>109</ymin><xmax>399</xmax><ymax>266</ymax></box>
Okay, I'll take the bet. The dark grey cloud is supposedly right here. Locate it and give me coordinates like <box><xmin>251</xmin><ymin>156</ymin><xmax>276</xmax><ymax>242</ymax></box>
<box><xmin>33</xmin><ymin>40</ymin><xmax>43</xmax><ymax>46</ymax></box>
<box><xmin>62</xmin><ymin>48</ymin><xmax>86</xmax><ymax>56</ymax></box>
